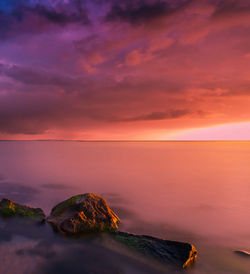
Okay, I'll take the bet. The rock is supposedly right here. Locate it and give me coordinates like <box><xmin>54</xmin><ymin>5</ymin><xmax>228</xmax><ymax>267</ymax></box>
<box><xmin>47</xmin><ymin>193</ymin><xmax>120</xmax><ymax>234</ymax></box>
<box><xmin>113</xmin><ymin>232</ymin><xmax>197</xmax><ymax>269</ymax></box>
<box><xmin>234</xmin><ymin>250</ymin><xmax>250</xmax><ymax>257</ymax></box>
<box><xmin>0</xmin><ymin>198</ymin><xmax>45</xmax><ymax>223</ymax></box>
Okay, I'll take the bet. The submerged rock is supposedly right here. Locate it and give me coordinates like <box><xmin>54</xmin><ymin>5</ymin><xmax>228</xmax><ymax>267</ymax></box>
<box><xmin>47</xmin><ymin>193</ymin><xmax>120</xmax><ymax>234</ymax></box>
<box><xmin>112</xmin><ymin>232</ymin><xmax>197</xmax><ymax>269</ymax></box>
<box><xmin>234</xmin><ymin>250</ymin><xmax>250</xmax><ymax>257</ymax></box>
<box><xmin>0</xmin><ymin>198</ymin><xmax>45</xmax><ymax>222</ymax></box>
<box><xmin>0</xmin><ymin>194</ymin><xmax>198</xmax><ymax>269</ymax></box>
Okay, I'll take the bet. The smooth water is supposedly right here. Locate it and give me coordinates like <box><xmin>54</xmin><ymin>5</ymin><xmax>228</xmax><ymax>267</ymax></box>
<box><xmin>0</xmin><ymin>141</ymin><xmax>249</xmax><ymax>273</ymax></box>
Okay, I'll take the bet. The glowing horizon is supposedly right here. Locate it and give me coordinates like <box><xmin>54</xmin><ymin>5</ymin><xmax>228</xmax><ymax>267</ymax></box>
<box><xmin>172</xmin><ymin>122</ymin><xmax>250</xmax><ymax>141</ymax></box>
<box><xmin>1</xmin><ymin>122</ymin><xmax>250</xmax><ymax>141</ymax></box>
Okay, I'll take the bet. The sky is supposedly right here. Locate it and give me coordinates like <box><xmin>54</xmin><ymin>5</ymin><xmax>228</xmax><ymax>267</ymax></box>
<box><xmin>0</xmin><ymin>0</ymin><xmax>250</xmax><ymax>140</ymax></box>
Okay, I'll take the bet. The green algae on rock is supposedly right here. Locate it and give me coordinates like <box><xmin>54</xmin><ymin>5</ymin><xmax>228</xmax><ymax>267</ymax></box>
<box><xmin>113</xmin><ymin>232</ymin><xmax>198</xmax><ymax>269</ymax></box>
<box><xmin>0</xmin><ymin>198</ymin><xmax>45</xmax><ymax>222</ymax></box>
<box><xmin>47</xmin><ymin>193</ymin><xmax>120</xmax><ymax>234</ymax></box>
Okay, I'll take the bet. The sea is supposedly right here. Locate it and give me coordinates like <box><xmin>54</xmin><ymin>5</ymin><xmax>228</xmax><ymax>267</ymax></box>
<box><xmin>0</xmin><ymin>141</ymin><xmax>249</xmax><ymax>273</ymax></box>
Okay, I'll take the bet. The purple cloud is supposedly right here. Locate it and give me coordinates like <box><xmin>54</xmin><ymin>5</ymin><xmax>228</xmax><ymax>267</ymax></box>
<box><xmin>0</xmin><ymin>0</ymin><xmax>250</xmax><ymax>139</ymax></box>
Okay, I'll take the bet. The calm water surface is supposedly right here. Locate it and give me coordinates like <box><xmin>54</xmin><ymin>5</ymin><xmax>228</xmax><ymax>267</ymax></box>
<box><xmin>0</xmin><ymin>141</ymin><xmax>249</xmax><ymax>273</ymax></box>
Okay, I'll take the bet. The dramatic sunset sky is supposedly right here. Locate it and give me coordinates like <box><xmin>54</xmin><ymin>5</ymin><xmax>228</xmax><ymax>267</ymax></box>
<box><xmin>0</xmin><ymin>0</ymin><xmax>250</xmax><ymax>140</ymax></box>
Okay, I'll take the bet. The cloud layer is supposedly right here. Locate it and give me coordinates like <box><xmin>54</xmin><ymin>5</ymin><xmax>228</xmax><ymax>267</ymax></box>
<box><xmin>0</xmin><ymin>0</ymin><xmax>250</xmax><ymax>139</ymax></box>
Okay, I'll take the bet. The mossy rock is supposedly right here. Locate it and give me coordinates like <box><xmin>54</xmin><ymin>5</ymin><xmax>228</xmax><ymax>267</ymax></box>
<box><xmin>47</xmin><ymin>193</ymin><xmax>120</xmax><ymax>234</ymax></box>
<box><xmin>112</xmin><ymin>232</ymin><xmax>197</xmax><ymax>269</ymax></box>
<box><xmin>49</xmin><ymin>195</ymin><xmax>82</xmax><ymax>217</ymax></box>
<box><xmin>0</xmin><ymin>198</ymin><xmax>45</xmax><ymax>222</ymax></box>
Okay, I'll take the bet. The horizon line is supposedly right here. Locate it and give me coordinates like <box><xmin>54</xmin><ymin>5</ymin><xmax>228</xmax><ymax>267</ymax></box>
<box><xmin>1</xmin><ymin>139</ymin><xmax>250</xmax><ymax>142</ymax></box>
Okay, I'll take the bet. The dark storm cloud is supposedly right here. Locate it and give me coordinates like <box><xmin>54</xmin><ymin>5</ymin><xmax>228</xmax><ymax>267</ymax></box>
<box><xmin>212</xmin><ymin>0</ymin><xmax>250</xmax><ymax>17</ymax></box>
<box><xmin>0</xmin><ymin>120</ymin><xmax>48</xmax><ymax>135</ymax></box>
<box><xmin>0</xmin><ymin>87</ymin><xmax>191</xmax><ymax>135</ymax></box>
<box><xmin>0</xmin><ymin>0</ymin><xmax>90</xmax><ymax>39</ymax></box>
<box><xmin>115</xmin><ymin>109</ymin><xmax>190</xmax><ymax>122</ymax></box>
<box><xmin>0</xmin><ymin>91</ymin><xmax>60</xmax><ymax>134</ymax></box>
<box><xmin>105</xmin><ymin>1</ymin><xmax>168</xmax><ymax>24</ymax></box>
<box><xmin>105</xmin><ymin>0</ymin><xmax>250</xmax><ymax>26</ymax></box>
<box><xmin>105</xmin><ymin>0</ymin><xmax>193</xmax><ymax>24</ymax></box>
<box><xmin>0</xmin><ymin>62</ymin><xmax>194</xmax><ymax>135</ymax></box>
<box><xmin>1</xmin><ymin>0</ymin><xmax>250</xmax><ymax>139</ymax></box>
<box><xmin>0</xmin><ymin>63</ymin><xmax>84</xmax><ymax>91</ymax></box>
<box><xmin>21</xmin><ymin>4</ymin><xmax>90</xmax><ymax>26</ymax></box>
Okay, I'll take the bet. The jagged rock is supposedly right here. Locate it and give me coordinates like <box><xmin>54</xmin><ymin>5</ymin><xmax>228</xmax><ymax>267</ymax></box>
<box><xmin>112</xmin><ymin>232</ymin><xmax>197</xmax><ymax>269</ymax></box>
<box><xmin>0</xmin><ymin>198</ymin><xmax>45</xmax><ymax>222</ymax></box>
<box><xmin>47</xmin><ymin>193</ymin><xmax>120</xmax><ymax>234</ymax></box>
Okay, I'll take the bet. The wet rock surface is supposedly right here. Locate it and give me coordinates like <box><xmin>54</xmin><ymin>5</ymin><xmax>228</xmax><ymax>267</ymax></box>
<box><xmin>0</xmin><ymin>194</ymin><xmax>198</xmax><ymax>270</ymax></box>
<box><xmin>112</xmin><ymin>231</ymin><xmax>197</xmax><ymax>269</ymax></box>
<box><xmin>47</xmin><ymin>193</ymin><xmax>120</xmax><ymax>234</ymax></box>
<box><xmin>234</xmin><ymin>250</ymin><xmax>250</xmax><ymax>257</ymax></box>
<box><xmin>0</xmin><ymin>198</ymin><xmax>45</xmax><ymax>222</ymax></box>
